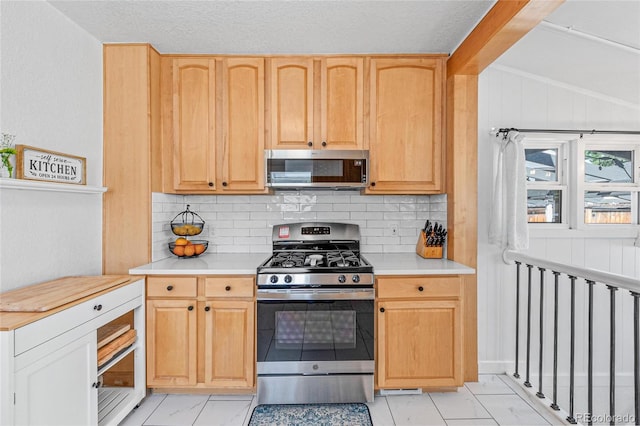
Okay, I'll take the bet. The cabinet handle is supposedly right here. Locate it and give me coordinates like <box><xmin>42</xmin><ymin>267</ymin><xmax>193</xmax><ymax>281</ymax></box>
<box><xmin>188</xmin><ymin>305</ymin><xmax>194</xmax><ymax>311</ymax></box>
<box><xmin>322</xmin><ymin>141</ymin><xmax>327</xmax><ymax>147</ymax></box>
<box><xmin>418</xmin><ymin>286</ymin><xmax>424</xmax><ymax>292</ymax></box>
<box><xmin>370</xmin><ymin>182</ymin><xmax>376</xmax><ymax>187</ymax></box>
<box><xmin>93</xmin><ymin>304</ymin><xmax>102</xmax><ymax>311</ymax></box>
<box><xmin>379</xmin><ymin>307</ymin><xmax>385</xmax><ymax>313</ymax></box>
<box><xmin>208</xmin><ymin>182</ymin><xmax>214</xmax><ymax>187</ymax></box>
<box><xmin>225</xmin><ymin>285</ymin><xmax>231</xmax><ymax>291</ymax></box>
<box><xmin>166</xmin><ymin>285</ymin><xmax>173</xmax><ymax>291</ymax></box>
<box><xmin>205</xmin><ymin>306</ymin><xmax>211</xmax><ymax>312</ymax></box>
<box><xmin>307</xmin><ymin>141</ymin><xmax>313</xmax><ymax>147</ymax></box>
<box><xmin>92</xmin><ymin>382</ymin><xmax>100</xmax><ymax>388</ymax></box>
<box><xmin>222</xmin><ymin>181</ymin><xmax>228</xmax><ymax>187</ymax></box>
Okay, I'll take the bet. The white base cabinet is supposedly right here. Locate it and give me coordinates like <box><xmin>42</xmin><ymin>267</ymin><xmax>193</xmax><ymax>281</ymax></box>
<box><xmin>1</xmin><ymin>279</ymin><xmax>146</xmax><ymax>426</ymax></box>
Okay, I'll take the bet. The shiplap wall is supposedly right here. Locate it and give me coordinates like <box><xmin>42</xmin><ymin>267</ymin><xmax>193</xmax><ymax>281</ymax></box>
<box><xmin>477</xmin><ymin>64</ymin><xmax>640</xmax><ymax>382</ymax></box>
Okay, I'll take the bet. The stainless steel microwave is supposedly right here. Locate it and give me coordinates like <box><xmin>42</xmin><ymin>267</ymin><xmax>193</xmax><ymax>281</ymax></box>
<box><xmin>265</xmin><ymin>150</ymin><xmax>369</xmax><ymax>189</ymax></box>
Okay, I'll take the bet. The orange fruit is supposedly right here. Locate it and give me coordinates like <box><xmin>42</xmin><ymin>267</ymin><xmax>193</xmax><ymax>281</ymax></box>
<box><xmin>175</xmin><ymin>237</ymin><xmax>189</xmax><ymax>246</ymax></box>
<box><xmin>194</xmin><ymin>244</ymin><xmax>205</xmax><ymax>255</ymax></box>
<box><xmin>183</xmin><ymin>245</ymin><xmax>196</xmax><ymax>257</ymax></box>
<box><xmin>173</xmin><ymin>245</ymin><xmax>185</xmax><ymax>256</ymax></box>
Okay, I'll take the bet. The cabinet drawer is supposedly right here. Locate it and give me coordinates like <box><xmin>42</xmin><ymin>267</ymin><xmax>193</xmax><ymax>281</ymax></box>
<box><xmin>147</xmin><ymin>277</ymin><xmax>197</xmax><ymax>298</ymax></box>
<box><xmin>204</xmin><ymin>277</ymin><xmax>254</xmax><ymax>298</ymax></box>
<box><xmin>376</xmin><ymin>276</ymin><xmax>461</xmax><ymax>299</ymax></box>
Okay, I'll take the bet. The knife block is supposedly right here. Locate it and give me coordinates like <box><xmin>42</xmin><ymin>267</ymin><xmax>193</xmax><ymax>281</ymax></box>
<box><xmin>416</xmin><ymin>231</ymin><xmax>443</xmax><ymax>259</ymax></box>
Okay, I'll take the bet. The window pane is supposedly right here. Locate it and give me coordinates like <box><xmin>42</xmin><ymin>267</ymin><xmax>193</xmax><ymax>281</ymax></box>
<box><xmin>584</xmin><ymin>150</ymin><xmax>633</xmax><ymax>183</ymax></box>
<box><xmin>526</xmin><ymin>149</ymin><xmax>558</xmax><ymax>182</ymax></box>
<box><xmin>584</xmin><ymin>191</ymin><xmax>631</xmax><ymax>224</ymax></box>
<box><xmin>527</xmin><ymin>190</ymin><xmax>562</xmax><ymax>223</ymax></box>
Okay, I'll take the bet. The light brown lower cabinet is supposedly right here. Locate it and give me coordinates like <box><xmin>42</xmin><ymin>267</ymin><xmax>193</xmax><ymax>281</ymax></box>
<box><xmin>146</xmin><ymin>276</ymin><xmax>255</xmax><ymax>390</ymax></box>
<box><xmin>376</xmin><ymin>276</ymin><xmax>463</xmax><ymax>388</ymax></box>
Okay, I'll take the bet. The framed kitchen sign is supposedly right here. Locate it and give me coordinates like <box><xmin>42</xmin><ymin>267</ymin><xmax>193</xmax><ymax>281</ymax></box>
<box><xmin>15</xmin><ymin>145</ymin><xmax>86</xmax><ymax>185</ymax></box>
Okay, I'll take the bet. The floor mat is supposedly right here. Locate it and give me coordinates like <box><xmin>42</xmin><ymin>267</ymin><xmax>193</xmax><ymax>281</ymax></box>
<box><xmin>248</xmin><ymin>403</ymin><xmax>373</xmax><ymax>426</ymax></box>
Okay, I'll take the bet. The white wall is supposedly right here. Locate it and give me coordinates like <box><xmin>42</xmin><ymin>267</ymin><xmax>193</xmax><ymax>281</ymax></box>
<box><xmin>0</xmin><ymin>1</ymin><xmax>103</xmax><ymax>291</ymax></box>
<box><xmin>477</xmin><ymin>64</ymin><xmax>640</xmax><ymax>380</ymax></box>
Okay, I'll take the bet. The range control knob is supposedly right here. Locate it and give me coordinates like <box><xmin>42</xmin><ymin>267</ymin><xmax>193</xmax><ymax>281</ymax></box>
<box><xmin>338</xmin><ymin>275</ymin><xmax>346</xmax><ymax>284</ymax></box>
<box><xmin>284</xmin><ymin>275</ymin><xmax>293</xmax><ymax>284</ymax></box>
<box><xmin>352</xmin><ymin>275</ymin><xmax>360</xmax><ymax>283</ymax></box>
<box><xmin>270</xmin><ymin>275</ymin><xmax>279</xmax><ymax>284</ymax></box>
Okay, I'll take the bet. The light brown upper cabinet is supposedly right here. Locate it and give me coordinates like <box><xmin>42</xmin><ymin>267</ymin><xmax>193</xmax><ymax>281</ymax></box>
<box><xmin>220</xmin><ymin>58</ymin><xmax>265</xmax><ymax>191</ymax></box>
<box><xmin>367</xmin><ymin>57</ymin><xmax>446</xmax><ymax>194</ymax></box>
<box><xmin>169</xmin><ymin>58</ymin><xmax>217</xmax><ymax>192</ymax></box>
<box><xmin>162</xmin><ymin>57</ymin><xmax>266</xmax><ymax>193</ymax></box>
<box><xmin>268</xmin><ymin>57</ymin><xmax>364</xmax><ymax>150</ymax></box>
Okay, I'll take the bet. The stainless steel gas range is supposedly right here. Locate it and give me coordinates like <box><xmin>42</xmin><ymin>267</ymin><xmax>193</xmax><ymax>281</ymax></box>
<box><xmin>256</xmin><ymin>222</ymin><xmax>374</xmax><ymax>405</ymax></box>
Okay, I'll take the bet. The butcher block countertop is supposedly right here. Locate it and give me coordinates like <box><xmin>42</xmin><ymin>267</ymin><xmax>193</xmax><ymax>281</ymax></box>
<box><xmin>129</xmin><ymin>252</ymin><xmax>474</xmax><ymax>276</ymax></box>
<box><xmin>0</xmin><ymin>275</ymin><xmax>138</xmax><ymax>331</ymax></box>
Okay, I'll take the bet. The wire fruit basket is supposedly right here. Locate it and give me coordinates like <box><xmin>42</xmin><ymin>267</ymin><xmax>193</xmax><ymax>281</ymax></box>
<box><xmin>170</xmin><ymin>205</ymin><xmax>205</xmax><ymax>236</ymax></box>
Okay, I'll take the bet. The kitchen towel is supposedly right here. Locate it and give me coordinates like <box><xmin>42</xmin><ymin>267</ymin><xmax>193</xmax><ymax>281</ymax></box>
<box><xmin>489</xmin><ymin>130</ymin><xmax>529</xmax><ymax>252</ymax></box>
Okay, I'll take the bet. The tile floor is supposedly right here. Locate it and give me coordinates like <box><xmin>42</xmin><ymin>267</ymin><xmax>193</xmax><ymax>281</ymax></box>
<box><xmin>119</xmin><ymin>374</ymin><xmax>567</xmax><ymax>426</ymax></box>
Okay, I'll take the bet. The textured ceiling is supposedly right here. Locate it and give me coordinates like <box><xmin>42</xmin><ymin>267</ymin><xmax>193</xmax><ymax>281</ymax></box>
<box><xmin>47</xmin><ymin>0</ymin><xmax>639</xmax><ymax>105</ymax></box>
<box><xmin>47</xmin><ymin>0</ymin><xmax>495</xmax><ymax>54</ymax></box>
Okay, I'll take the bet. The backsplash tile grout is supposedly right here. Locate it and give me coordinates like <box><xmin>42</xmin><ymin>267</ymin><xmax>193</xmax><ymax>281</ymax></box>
<box><xmin>151</xmin><ymin>191</ymin><xmax>447</xmax><ymax>262</ymax></box>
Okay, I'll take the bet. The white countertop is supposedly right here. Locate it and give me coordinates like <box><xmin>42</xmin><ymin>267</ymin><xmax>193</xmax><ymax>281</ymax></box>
<box><xmin>130</xmin><ymin>252</ymin><xmax>474</xmax><ymax>276</ymax></box>
<box><xmin>363</xmin><ymin>253</ymin><xmax>475</xmax><ymax>275</ymax></box>
<box><xmin>129</xmin><ymin>253</ymin><xmax>271</xmax><ymax>275</ymax></box>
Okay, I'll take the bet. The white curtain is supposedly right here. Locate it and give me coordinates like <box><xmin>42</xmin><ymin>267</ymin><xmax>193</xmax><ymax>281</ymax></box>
<box><xmin>489</xmin><ymin>130</ymin><xmax>529</xmax><ymax>251</ymax></box>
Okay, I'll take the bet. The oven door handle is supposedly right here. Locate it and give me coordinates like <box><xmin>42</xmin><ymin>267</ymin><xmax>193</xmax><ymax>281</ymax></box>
<box><xmin>257</xmin><ymin>288</ymin><xmax>374</xmax><ymax>301</ymax></box>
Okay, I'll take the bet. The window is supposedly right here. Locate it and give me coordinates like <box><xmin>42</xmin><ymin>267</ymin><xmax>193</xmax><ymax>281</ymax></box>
<box><xmin>525</xmin><ymin>141</ymin><xmax>567</xmax><ymax>224</ymax></box>
<box><xmin>524</xmin><ymin>135</ymin><xmax>639</xmax><ymax>227</ymax></box>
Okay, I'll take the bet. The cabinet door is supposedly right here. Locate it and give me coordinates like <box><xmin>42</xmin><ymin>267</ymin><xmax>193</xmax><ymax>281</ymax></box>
<box><xmin>147</xmin><ymin>299</ymin><xmax>197</xmax><ymax>387</ymax></box>
<box><xmin>320</xmin><ymin>57</ymin><xmax>364</xmax><ymax>149</ymax></box>
<box><xmin>203</xmin><ymin>300</ymin><xmax>255</xmax><ymax>388</ymax></box>
<box><xmin>14</xmin><ymin>332</ymin><xmax>96</xmax><ymax>426</ymax></box>
<box><xmin>220</xmin><ymin>58</ymin><xmax>265</xmax><ymax>191</ymax></box>
<box><xmin>171</xmin><ymin>58</ymin><xmax>216</xmax><ymax>191</ymax></box>
<box><xmin>377</xmin><ymin>299</ymin><xmax>462</xmax><ymax>388</ymax></box>
<box><xmin>268</xmin><ymin>58</ymin><xmax>314</xmax><ymax>149</ymax></box>
<box><xmin>368</xmin><ymin>57</ymin><xmax>445</xmax><ymax>193</ymax></box>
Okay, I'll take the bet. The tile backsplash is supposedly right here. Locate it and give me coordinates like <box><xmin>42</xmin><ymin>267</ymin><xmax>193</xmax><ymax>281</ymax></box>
<box><xmin>152</xmin><ymin>191</ymin><xmax>447</xmax><ymax>261</ymax></box>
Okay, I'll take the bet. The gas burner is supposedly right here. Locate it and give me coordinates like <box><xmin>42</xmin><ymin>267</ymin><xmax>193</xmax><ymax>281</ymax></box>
<box><xmin>326</xmin><ymin>251</ymin><xmax>360</xmax><ymax>268</ymax></box>
<box><xmin>271</xmin><ymin>253</ymin><xmax>305</xmax><ymax>268</ymax></box>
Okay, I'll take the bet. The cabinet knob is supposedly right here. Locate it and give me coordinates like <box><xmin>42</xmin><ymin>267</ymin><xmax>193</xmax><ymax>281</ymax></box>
<box><xmin>379</xmin><ymin>307</ymin><xmax>385</xmax><ymax>313</ymax></box>
<box><xmin>188</xmin><ymin>305</ymin><xmax>194</xmax><ymax>311</ymax></box>
<box><xmin>418</xmin><ymin>286</ymin><xmax>424</xmax><ymax>292</ymax></box>
<box><xmin>92</xmin><ymin>382</ymin><xmax>100</xmax><ymax>388</ymax></box>
<box><xmin>93</xmin><ymin>304</ymin><xmax>102</xmax><ymax>311</ymax></box>
<box><xmin>205</xmin><ymin>306</ymin><xmax>210</xmax><ymax>312</ymax></box>
<box><xmin>208</xmin><ymin>182</ymin><xmax>214</xmax><ymax>187</ymax></box>
<box><xmin>166</xmin><ymin>285</ymin><xmax>173</xmax><ymax>291</ymax></box>
<box><xmin>222</xmin><ymin>181</ymin><xmax>228</xmax><ymax>187</ymax></box>
<box><xmin>322</xmin><ymin>141</ymin><xmax>327</xmax><ymax>147</ymax></box>
<box><xmin>225</xmin><ymin>285</ymin><xmax>231</xmax><ymax>291</ymax></box>
<box><xmin>370</xmin><ymin>182</ymin><xmax>376</xmax><ymax>187</ymax></box>
<box><xmin>308</xmin><ymin>141</ymin><xmax>313</xmax><ymax>147</ymax></box>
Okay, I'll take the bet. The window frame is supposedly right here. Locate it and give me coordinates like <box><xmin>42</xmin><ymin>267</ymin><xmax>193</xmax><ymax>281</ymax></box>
<box><xmin>523</xmin><ymin>137</ymin><xmax>569</xmax><ymax>228</ymax></box>
<box><xmin>575</xmin><ymin>137</ymin><xmax>639</xmax><ymax>228</ymax></box>
<box><xmin>522</xmin><ymin>133</ymin><xmax>640</xmax><ymax>231</ymax></box>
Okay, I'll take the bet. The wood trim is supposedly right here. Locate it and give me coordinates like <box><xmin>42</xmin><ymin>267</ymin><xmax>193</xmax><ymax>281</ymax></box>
<box><xmin>447</xmin><ymin>0</ymin><xmax>565</xmax><ymax>76</ymax></box>
<box><xmin>103</xmin><ymin>44</ymin><xmax>155</xmax><ymax>274</ymax></box>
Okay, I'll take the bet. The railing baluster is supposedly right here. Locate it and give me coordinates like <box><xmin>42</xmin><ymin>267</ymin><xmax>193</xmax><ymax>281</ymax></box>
<box><xmin>567</xmin><ymin>275</ymin><xmax>577</xmax><ymax>424</ymax></box>
<box><xmin>608</xmin><ymin>285</ymin><xmax>617</xmax><ymax>426</ymax></box>
<box><xmin>551</xmin><ymin>271</ymin><xmax>560</xmax><ymax>411</ymax></box>
<box><xmin>514</xmin><ymin>261</ymin><xmax>521</xmax><ymax>379</ymax></box>
<box><xmin>587</xmin><ymin>279</ymin><xmax>595</xmax><ymax>426</ymax></box>
<box><xmin>524</xmin><ymin>264</ymin><xmax>533</xmax><ymax>388</ymax></box>
<box><xmin>633</xmin><ymin>291</ymin><xmax>640</xmax><ymax>426</ymax></box>
<box><xmin>537</xmin><ymin>267</ymin><xmax>546</xmax><ymax>398</ymax></box>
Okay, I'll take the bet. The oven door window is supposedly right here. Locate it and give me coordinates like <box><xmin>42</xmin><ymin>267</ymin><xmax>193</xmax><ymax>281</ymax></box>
<box><xmin>257</xmin><ymin>300</ymin><xmax>374</xmax><ymax>362</ymax></box>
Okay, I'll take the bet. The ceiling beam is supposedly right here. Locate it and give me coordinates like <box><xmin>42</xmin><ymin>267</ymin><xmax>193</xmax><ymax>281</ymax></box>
<box><xmin>447</xmin><ymin>0</ymin><xmax>565</xmax><ymax>77</ymax></box>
